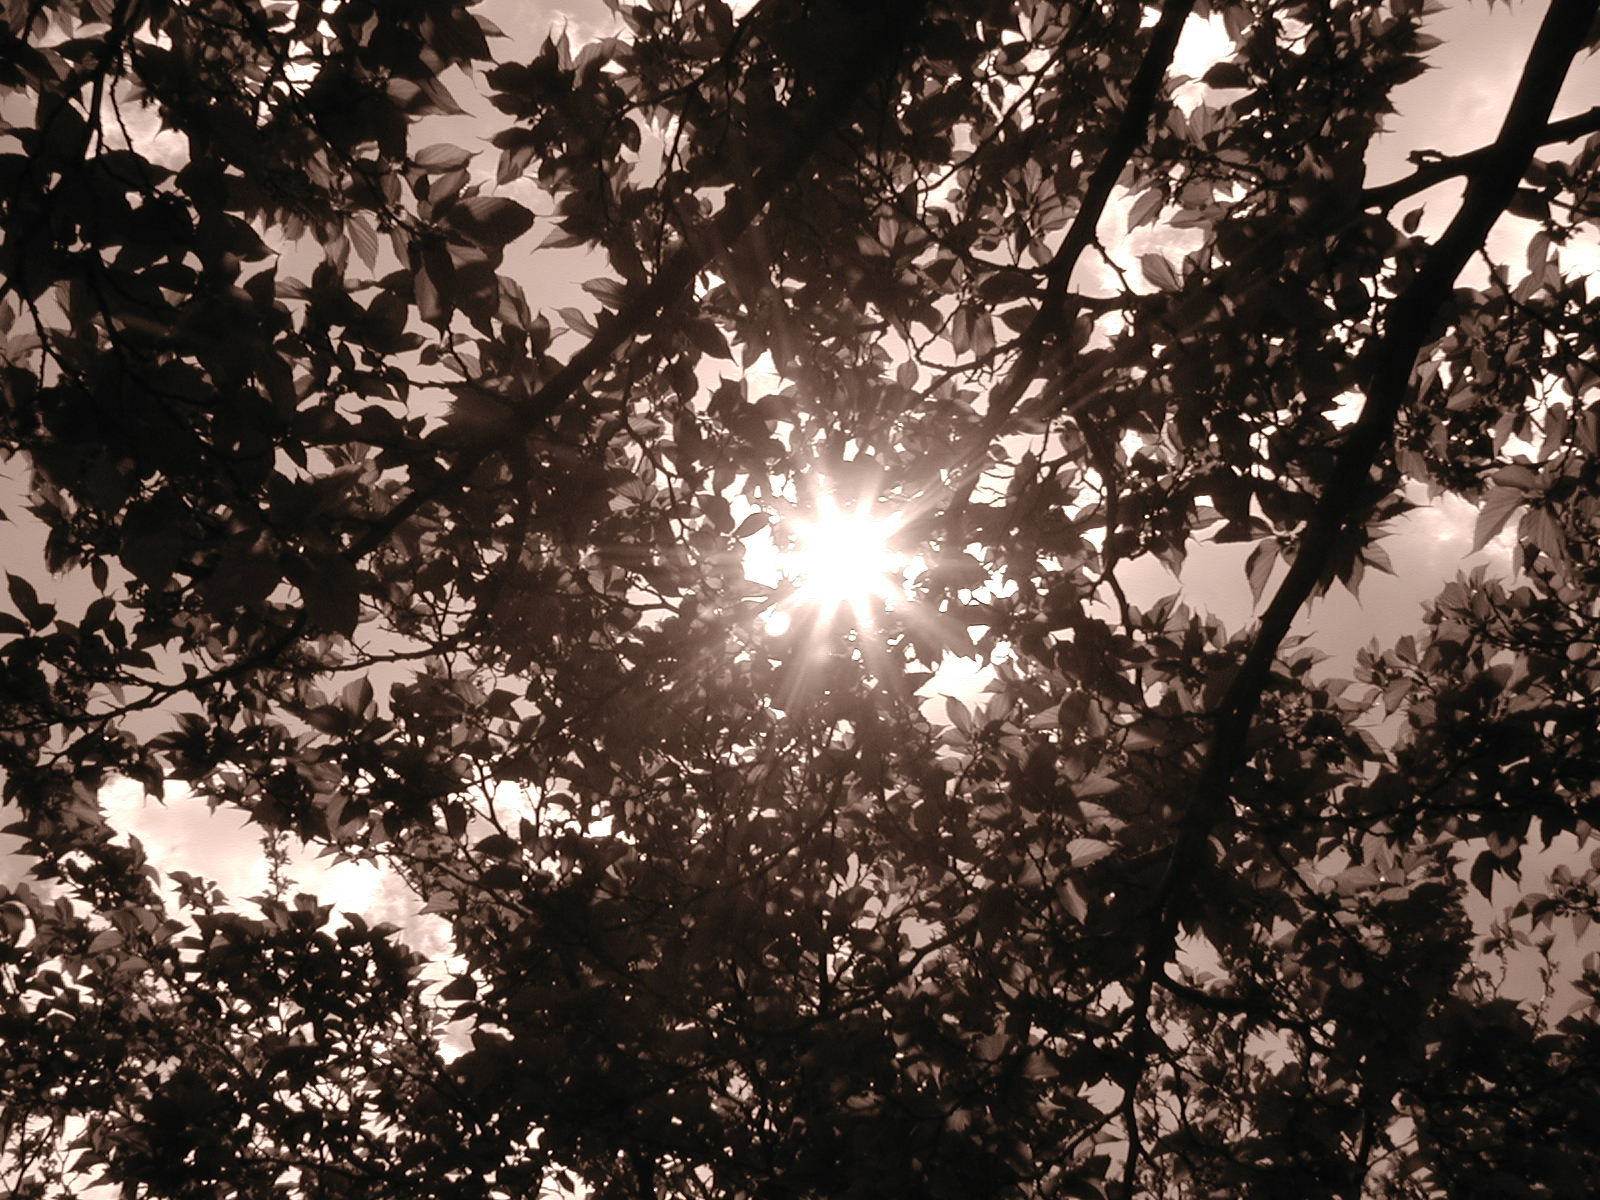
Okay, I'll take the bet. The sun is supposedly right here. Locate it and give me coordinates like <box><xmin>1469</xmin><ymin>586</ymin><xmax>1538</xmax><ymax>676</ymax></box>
<box><xmin>770</xmin><ymin>494</ymin><xmax>909</xmax><ymax>631</ymax></box>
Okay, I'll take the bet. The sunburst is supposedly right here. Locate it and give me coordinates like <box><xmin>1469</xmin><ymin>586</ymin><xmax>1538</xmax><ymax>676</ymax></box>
<box><xmin>765</xmin><ymin>491</ymin><xmax>909</xmax><ymax>633</ymax></box>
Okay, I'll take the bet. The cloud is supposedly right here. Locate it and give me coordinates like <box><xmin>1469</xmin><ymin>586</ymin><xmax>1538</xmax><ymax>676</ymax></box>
<box><xmin>101</xmin><ymin>777</ymin><xmax>269</xmax><ymax>900</ymax></box>
<box><xmin>98</xmin><ymin>778</ymin><xmax>433</xmax><ymax>932</ymax></box>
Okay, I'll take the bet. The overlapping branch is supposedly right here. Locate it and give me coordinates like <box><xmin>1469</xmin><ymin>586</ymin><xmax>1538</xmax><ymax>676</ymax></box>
<box><xmin>944</xmin><ymin>0</ymin><xmax>1196</xmax><ymax>531</ymax></box>
<box><xmin>1134</xmin><ymin>0</ymin><xmax>1600</xmax><ymax>1084</ymax></box>
<box><xmin>1179</xmin><ymin>0</ymin><xmax>1600</xmax><ymax>907</ymax></box>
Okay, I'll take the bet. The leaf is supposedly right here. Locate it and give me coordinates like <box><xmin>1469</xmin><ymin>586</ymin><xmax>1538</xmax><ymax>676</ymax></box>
<box><xmin>0</xmin><ymin>903</ymin><xmax>26</xmax><ymax>938</ymax></box>
<box><xmin>974</xmin><ymin>1031</ymin><xmax>1008</xmax><ymax>1061</ymax></box>
<box><xmin>1507</xmin><ymin>187</ymin><xmax>1550</xmax><ymax>222</ymax></box>
<box><xmin>685</xmin><ymin>317</ymin><xmax>731</xmax><ymax>359</ymax></box>
<box><xmin>1056</xmin><ymin>878</ymin><xmax>1089</xmax><ymax>922</ymax></box>
<box><xmin>1066</xmin><ymin>837</ymin><xmax>1112</xmax><ymax>867</ymax></box>
<box><xmin>1521</xmin><ymin>506</ymin><xmax>1565</xmax><ymax>563</ymax></box>
<box><xmin>428</xmin><ymin>167</ymin><xmax>470</xmax><ymax>208</ymax></box>
<box><xmin>581</xmin><ymin>276</ymin><xmax>627</xmax><ymax>308</ymax></box>
<box><xmin>1491</xmin><ymin>463</ymin><xmax>1540</xmax><ymax>490</ymax></box>
<box><xmin>1072</xmin><ymin>774</ymin><xmax>1120</xmax><ymax>798</ymax></box>
<box><xmin>945</xmin><ymin>696</ymin><xmax>972</xmax><ymax>735</ymax></box>
<box><xmin>304</xmin><ymin>705</ymin><xmax>349</xmax><ymax>735</ymax></box>
<box><xmin>447</xmin><ymin>195</ymin><xmax>535</xmax><ymax>247</ymax></box>
<box><xmin>200</xmin><ymin>539</ymin><xmax>282</xmax><ymax>613</ymax></box>
<box><xmin>288</xmin><ymin>551</ymin><xmax>363</xmax><ymax>637</ymax></box>
<box><xmin>1472</xmin><ymin>486</ymin><xmax>1526</xmax><ymax>551</ymax></box>
<box><xmin>1141</xmin><ymin>253</ymin><xmax>1180</xmax><ymax>292</ymax></box>
<box><xmin>415</xmin><ymin>241</ymin><xmax>453</xmax><ymax>329</ymax></box>
<box><xmin>930</xmin><ymin>553</ymin><xmax>987</xmax><ymax>591</ymax></box>
<box><xmin>87</xmin><ymin>929</ymin><xmax>123</xmax><ymax>954</ymax></box>
<box><xmin>6</xmin><ymin>573</ymin><xmax>54</xmax><ymax>628</ymax></box>
<box><xmin>1469</xmin><ymin>848</ymin><xmax>1498</xmax><ymax>900</ymax></box>
<box><xmin>1245</xmin><ymin>538</ymin><xmax>1279</xmax><ymax>605</ymax></box>
<box><xmin>347</xmin><ymin>213</ymin><xmax>380</xmax><ymax>269</ymax></box>
<box><xmin>498</xmin><ymin>137</ymin><xmax>538</xmax><ymax>185</ymax></box>
<box><xmin>557</xmin><ymin>305</ymin><xmax>597</xmax><ymax>338</ymax></box>
<box><xmin>1126</xmin><ymin>188</ymin><xmax>1164</xmax><ymax>232</ymax></box>
<box><xmin>475</xmin><ymin>834</ymin><xmax>518</xmax><ymax>859</ymax></box>
<box><xmin>340</xmin><ymin>676</ymin><xmax>375</xmax><ymax>717</ymax></box>
<box><xmin>414</xmin><ymin>143</ymin><xmax>476</xmax><ymax>173</ymax></box>
<box><xmin>733</xmin><ymin>512</ymin><xmax>769</xmax><ymax>538</ymax></box>
<box><xmin>1362</xmin><ymin>542</ymin><xmax>1395</xmax><ymax>575</ymax></box>
<box><xmin>1200</xmin><ymin>60</ymin><xmax>1250</xmax><ymax>89</ymax></box>
<box><xmin>387</xmin><ymin>73</ymin><xmax>466</xmax><ymax>116</ymax></box>
<box><xmin>538</xmin><ymin>225</ymin><xmax>589</xmax><ymax>249</ymax></box>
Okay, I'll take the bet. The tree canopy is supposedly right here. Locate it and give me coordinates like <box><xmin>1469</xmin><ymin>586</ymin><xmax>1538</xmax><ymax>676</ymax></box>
<box><xmin>4</xmin><ymin>0</ymin><xmax>1600</xmax><ymax>1195</ymax></box>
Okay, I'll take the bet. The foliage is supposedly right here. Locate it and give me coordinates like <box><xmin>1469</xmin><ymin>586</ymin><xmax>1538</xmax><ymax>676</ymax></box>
<box><xmin>4</xmin><ymin>0</ymin><xmax>1600</xmax><ymax>1196</ymax></box>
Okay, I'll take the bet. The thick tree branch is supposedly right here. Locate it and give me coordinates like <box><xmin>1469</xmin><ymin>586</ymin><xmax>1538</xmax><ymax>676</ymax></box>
<box><xmin>1026</xmin><ymin>0</ymin><xmax>1196</xmax><ymax>372</ymax></box>
<box><xmin>1154</xmin><ymin>0</ymin><xmax>1600</xmax><ymax>977</ymax></box>
<box><xmin>1363</xmin><ymin>103</ymin><xmax>1600</xmax><ymax>212</ymax></box>
<box><xmin>1109</xmin><ymin>9</ymin><xmax>1600</xmax><ymax>1179</ymax></box>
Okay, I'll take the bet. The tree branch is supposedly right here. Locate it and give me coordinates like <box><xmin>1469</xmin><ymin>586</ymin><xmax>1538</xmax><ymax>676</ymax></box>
<box><xmin>1152</xmin><ymin>0</ymin><xmax>1600</xmax><ymax>976</ymax></box>
<box><xmin>1363</xmin><ymin>104</ymin><xmax>1600</xmax><ymax>212</ymax></box>
<box><xmin>945</xmin><ymin>0</ymin><xmax>1195</xmax><ymax>533</ymax></box>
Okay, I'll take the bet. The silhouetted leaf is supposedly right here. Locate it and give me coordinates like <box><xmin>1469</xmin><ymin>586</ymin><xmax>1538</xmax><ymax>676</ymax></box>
<box><xmin>415</xmin><ymin>143</ymin><xmax>476</xmax><ymax>172</ymax></box>
<box><xmin>1473</xmin><ymin>486</ymin><xmax>1526</xmax><ymax>551</ymax></box>
<box><xmin>447</xmin><ymin>195</ymin><xmax>535</xmax><ymax>247</ymax></box>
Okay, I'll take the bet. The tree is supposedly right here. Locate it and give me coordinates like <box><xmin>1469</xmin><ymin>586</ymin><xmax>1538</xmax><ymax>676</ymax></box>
<box><xmin>3</xmin><ymin>0</ymin><xmax>1600</xmax><ymax>1194</ymax></box>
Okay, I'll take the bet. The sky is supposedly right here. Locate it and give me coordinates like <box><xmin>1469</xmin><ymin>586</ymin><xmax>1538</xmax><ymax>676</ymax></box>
<box><xmin>4</xmin><ymin>0</ymin><xmax>1598</xmax><ymax>1012</ymax></box>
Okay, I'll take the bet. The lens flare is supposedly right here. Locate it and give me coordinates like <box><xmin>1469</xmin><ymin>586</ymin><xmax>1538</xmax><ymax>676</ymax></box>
<box><xmin>775</xmin><ymin>494</ymin><xmax>907</xmax><ymax>627</ymax></box>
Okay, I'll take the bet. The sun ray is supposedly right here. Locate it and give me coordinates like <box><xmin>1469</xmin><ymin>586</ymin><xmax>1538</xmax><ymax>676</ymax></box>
<box><xmin>765</xmin><ymin>489</ymin><xmax>910</xmax><ymax>633</ymax></box>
